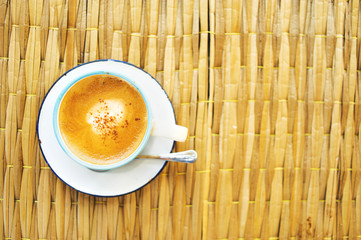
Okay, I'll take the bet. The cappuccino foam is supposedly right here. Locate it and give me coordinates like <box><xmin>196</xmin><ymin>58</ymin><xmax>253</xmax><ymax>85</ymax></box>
<box><xmin>58</xmin><ymin>74</ymin><xmax>148</xmax><ymax>165</ymax></box>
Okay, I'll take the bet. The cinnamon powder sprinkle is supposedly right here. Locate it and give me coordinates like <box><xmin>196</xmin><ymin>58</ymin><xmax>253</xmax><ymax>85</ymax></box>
<box><xmin>92</xmin><ymin>99</ymin><xmax>120</xmax><ymax>140</ymax></box>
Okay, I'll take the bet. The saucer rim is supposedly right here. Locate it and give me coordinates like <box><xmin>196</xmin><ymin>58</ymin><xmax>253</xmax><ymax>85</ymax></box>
<box><xmin>37</xmin><ymin>59</ymin><xmax>174</xmax><ymax>197</ymax></box>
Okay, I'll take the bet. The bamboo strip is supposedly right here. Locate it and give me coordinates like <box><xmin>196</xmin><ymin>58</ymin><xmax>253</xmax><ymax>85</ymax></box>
<box><xmin>107</xmin><ymin>197</ymin><xmax>119</xmax><ymax>239</ymax></box>
<box><xmin>16</xmin><ymin>62</ymin><xmax>25</xmax><ymax>128</ymax></box>
<box><xmin>76</xmin><ymin>0</ymin><xmax>87</xmax><ymax>63</ymax></box>
<box><xmin>54</xmin><ymin>180</ymin><xmax>64</xmax><ymax>239</ymax></box>
<box><xmin>140</xmin><ymin>3</ymin><xmax>147</xmax><ymax>69</ymax></box>
<box><xmin>91</xmin><ymin>198</ymin><xmax>107</xmax><ymax>239</ymax></box>
<box><xmin>19</xmin><ymin>1</ymin><xmax>42</xmax><ymax>238</ymax></box>
<box><xmin>64</xmin><ymin>0</ymin><xmax>79</xmax><ymax>71</ymax></box>
<box><xmin>238</xmin><ymin>0</ymin><xmax>252</xmax><ymax>237</ymax></box>
<box><xmin>11</xmin><ymin>202</ymin><xmax>21</xmax><ymax>239</ymax></box>
<box><xmin>58</xmin><ymin>1</ymin><xmax>68</xmax><ymax>63</ymax></box>
<box><xmin>0</xmin><ymin>63</ymin><xmax>6</xmax><ymax>240</ymax></box>
<box><xmin>162</xmin><ymin>0</ymin><xmax>177</xmax><ymax>99</ymax></box>
<box><xmin>116</xmin><ymin>206</ymin><xmax>124</xmax><ymax>239</ymax></box>
<box><xmin>84</xmin><ymin>0</ymin><xmax>100</xmax><ymax>62</ymax></box>
<box><xmin>78</xmin><ymin>193</ymin><xmax>92</xmax><ymax>239</ymax></box>
<box><xmin>253</xmin><ymin>0</ymin><xmax>275</xmax><ymax>238</ymax></box>
<box><xmin>127</xmin><ymin>0</ymin><xmax>142</xmax><ymax>67</ymax></box>
<box><xmin>269</xmin><ymin>0</ymin><xmax>291</xmax><ymax>237</ymax></box>
<box><xmin>143</xmin><ymin>0</ymin><xmax>160</xmax><ymax>76</ymax></box>
<box><xmin>323</xmin><ymin>0</ymin><xmax>346</xmax><ymax>238</ymax></box>
<box><xmin>157</xmin><ymin>174</ymin><xmax>170</xmax><ymax>240</ymax></box>
<box><xmin>0</xmin><ymin>0</ymin><xmax>9</xmax><ymax>58</ymax></box>
<box><xmin>155</xmin><ymin>0</ymin><xmax>165</xmax><ymax>72</ymax></box>
<box><xmin>149</xmin><ymin>196</ymin><xmax>158</xmax><ymax>239</ymax></box>
<box><xmin>5</xmin><ymin>132</ymin><xmax>21</xmax><ymax>239</ymax></box>
<box><xmin>29</xmin><ymin>203</ymin><xmax>36</xmax><ymax>239</ymax></box>
<box><xmin>149</xmin><ymin>183</ymin><xmax>158</xmax><ymax>240</ymax></box>
<box><xmin>63</xmin><ymin>186</ymin><xmax>72</xmax><ymax>238</ymax></box>
<box><xmin>173</xmin><ymin>2</ymin><xmax>182</xmax><ymax>74</ymax></box>
<box><xmin>4</xmin><ymin>1</ymin><xmax>23</xmax><ymax>238</ymax></box>
<box><xmin>215</xmin><ymin>0</ymin><xmax>240</xmax><ymax>238</ymax></box>
<box><xmin>110</xmin><ymin>0</ymin><xmax>125</xmax><ymax>60</ymax></box>
<box><xmin>340</xmin><ymin>1</ymin><xmax>359</xmax><ymax>237</ymax></box>
<box><xmin>43</xmin><ymin>31</ymin><xmax>60</xmax><ymax>91</ymax></box>
<box><xmin>306</xmin><ymin>0</ymin><xmax>327</xmax><ymax>237</ymax></box>
<box><xmin>181</xmin><ymin>205</ymin><xmax>191</xmax><ymax>239</ymax></box>
<box><xmin>280</xmin><ymin>136</ymin><xmax>293</xmax><ymax>238</ymax></box>
<box><xmin>203</xmin><ymin>34</ymin><xmax>213</xmax><ymax>240</ymax></box>
<box><xmin>123</xmin><ymin>192</ymin><xmax>136</xmax><ymax>239</ymax></box>
<box><xmin>5</xmin><ymin>21</ymin><xmax>20</xmax><ymax>166</ymax></box>
<box><xmin>19</xmin><ymin>0</ymin><xmax>29</xmax><ymax>60</ymax></box>
<box><xmin>37</xmin><ymin>1</ymin><xmax>64</xmax><ymax>239</ymax></box>
<box><xmin>356</xmin><ymin>141</ymin><xmax>361</xmax><ymax>238</ymax></box>
<box><xmin>122</xmin><ymin>0</ymin><xmax>131</xmax><ymax>61</ymax></box>
<box><xmin>12</xmin><ymin>132</ymin><xmax>21</xmax><ymax>200</ymax></box>
<box><xmin>105</xmin><ymin>1</ymin><xmax>113</xmax><ymax>59</ymax></box>
<box><xmin>98</xmin><ymin>0</ymin><xmax>109</xmax><ymax>59</ymax></box>
<box><xmin>351</xmin><ymin>200</ymin><xmax>357</xmax><ymax>239</ymax></box>
<box><xmin>65</xmin><ymin>203</ymin><xmax>77</xmax><ymax>239</ymax></box>
<box><xmin>204</xmin><ymin>0</ymin><xmax>217</xmax><ymax>239</ymax></box>
<box><xmin>47</xmin><ymin>205</ymin><xmax>56</xmax><ymax>239</ymax></box>
<box><xmin>139</xmin><ymin>184</ymin><xmax>150</xmax><ymax>240</ymax></box>
<box><xmin>0</xmin><ymin>59</ymin><xmax>8</xmax><ymax>208</ymax></box>
<box><xmin>34</xmin><ymin>131</ymin><xmax>41</xmax><ymax>199</ymax></box>
<box><xmin>19</xmin><ymin>166</ymin><xmax>34</xmax><ymax>239</ymax></box>
<box><xmin>46</xmin><ymin>180</ymin><xmax>67</xmax><ymax>238</ymax></box>
<box><xmin>3</xmin><ymin>166</ymin><xmax>15</xmax><ymax>238</ymax></box>
<box><xmin>40</xmin><ymin>0</ymin><xmax>48</xmax><ymax>61</ymax></box>
<box><xmin>37</xmin><ymin>168</ymin><xmax>51</xmax><ymax>239</ymax></box>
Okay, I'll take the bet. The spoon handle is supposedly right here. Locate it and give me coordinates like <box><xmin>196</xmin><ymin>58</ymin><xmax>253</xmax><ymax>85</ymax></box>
<box><xmin>137</xmin><ymin>150</ymin><xmax>197</xmax><ymax>163</ymax></box>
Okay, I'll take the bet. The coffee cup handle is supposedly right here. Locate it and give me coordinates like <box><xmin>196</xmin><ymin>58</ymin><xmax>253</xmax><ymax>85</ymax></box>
<box><xmin>151</xmin><ymin>121</ymin><xmax>188</xmax><ymax>142</ymax></box>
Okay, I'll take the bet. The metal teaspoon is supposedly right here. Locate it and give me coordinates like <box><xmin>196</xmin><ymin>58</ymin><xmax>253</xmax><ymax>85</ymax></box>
<box><xmin>137</xmin><ymin>150</ymin><xmax>197</xmax><ymax>163</ymax></box>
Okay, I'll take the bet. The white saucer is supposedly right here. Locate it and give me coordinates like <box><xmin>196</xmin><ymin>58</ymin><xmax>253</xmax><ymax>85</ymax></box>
<box><xmin>37</xmin><ymin>60</ymin><xmax>173</xmax><ymax>196</ymax></box>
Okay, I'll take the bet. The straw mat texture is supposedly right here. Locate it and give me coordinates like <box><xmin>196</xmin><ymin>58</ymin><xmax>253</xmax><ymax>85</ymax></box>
<box><xmin>0</xmin><ymin>0</ymin><xmax>360</xmax><ymax>239</ymax></box>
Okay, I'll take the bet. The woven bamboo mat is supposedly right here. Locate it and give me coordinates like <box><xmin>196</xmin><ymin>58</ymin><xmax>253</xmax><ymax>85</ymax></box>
<box><xmin>0</xmin><ymin>0</ymin><xmax>360</xmax><ymax>239</ymax></box>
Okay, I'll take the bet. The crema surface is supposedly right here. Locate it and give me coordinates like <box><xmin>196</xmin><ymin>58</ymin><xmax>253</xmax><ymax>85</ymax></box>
<box><xmin>59</xmin><ymin>74</ymin><xmax>148</xmax><ymax>165</ymax></box>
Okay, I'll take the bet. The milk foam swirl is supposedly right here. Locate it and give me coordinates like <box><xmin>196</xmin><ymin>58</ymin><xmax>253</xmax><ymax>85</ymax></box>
<box><xmin>87</xmin><ymin>99</ymin><xmax>125</xmax><ymax>138</ymax></box>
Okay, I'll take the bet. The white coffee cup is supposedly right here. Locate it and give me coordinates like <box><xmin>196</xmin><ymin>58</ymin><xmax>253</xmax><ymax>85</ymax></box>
<box><xmin>52</xmin><ymin>59</ymin><xmax>188</xmax><ymax>171</ymax></box>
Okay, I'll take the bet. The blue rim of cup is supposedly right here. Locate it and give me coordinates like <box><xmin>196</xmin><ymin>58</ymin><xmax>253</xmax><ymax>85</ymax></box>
<box><xmin>53</xmin><ymin>69</ymin><xmax>153</xmax><ymax>171</ymax></box>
